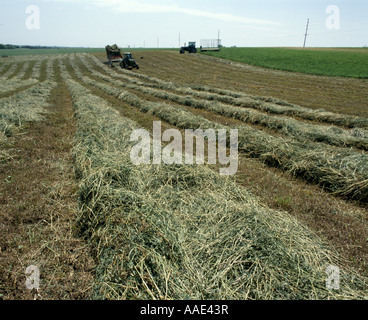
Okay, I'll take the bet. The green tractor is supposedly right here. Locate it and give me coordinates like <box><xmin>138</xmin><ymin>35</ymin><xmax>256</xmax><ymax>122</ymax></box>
<box><xmin>180</xmin><ymin>42</ymin><xmax>197</xmax><ymax>54</ymax></box>
<box><xmin>120</xmin><ymin>52</ymin><xmax>139</xmax><ymax>70</ymax></box>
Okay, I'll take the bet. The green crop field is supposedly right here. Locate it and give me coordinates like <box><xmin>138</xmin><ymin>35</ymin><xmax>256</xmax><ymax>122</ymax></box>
<box><xmin>0</xmin><ymin>47</ymin><xmax>106</xmax><ymax>56</ymax></box>
<box><xmin>201</xmin><ymin>47</ymin><xmax>368</xmax><ymax>78</ymax></box>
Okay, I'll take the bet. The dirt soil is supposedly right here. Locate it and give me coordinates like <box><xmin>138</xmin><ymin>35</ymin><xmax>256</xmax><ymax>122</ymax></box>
<box><xmin>0</xmin><ymin>78</ymin><xmax>94</xmax><ymax>300</ymax></box>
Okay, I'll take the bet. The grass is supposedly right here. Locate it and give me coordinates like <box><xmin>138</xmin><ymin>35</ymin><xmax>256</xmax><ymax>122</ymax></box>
<box><xmin>3</xmin><ymin>52</ymin><xmax>368</xmax><ymax>300</ymax></box>
<box><xmin>201</xmin><ymin>47</ymin><xmax>368</xmax><ymax>78</ymax></box>
<box><xmin>65</xmin><ymin>75</ymin><xmax>368</xmax><ymax>300</ymax></box>
<box><xmin>0</xmin><ymin>48</ymin><xmax>105</xmax><ymax>57</ymax></box>
<box><xmin>0</xmin><ymin>78</ymin><xmax>38</xmax><ymax>95</ymax></box>
<box><xmin>55</xmin><ymin>55</ymin><xmax>368</xmax><ymax>275</ymax></box>
<box><xmin>0</xmin><ymin>64</ymin><xmax>18</xmax><ymax>78</ymax></box>
<box><xmin>80</xmin><ymin>56</ymin><xmax>368</xmax><ymax>150</ymax></box>
<box><xmin>0</xmin><ymin>80</ymin><xmax>56</xmax><ymax>137</ymax></box>
<box><xmin>0</xmin><ymin>48</ymin><xmax>177</xmax><ymax>58</ymax></box>
<box><xmin>86</xmin><ymin>53</ymin><xmax>368</xmax><ymax>129</ymax></box>
<box><xmin>71</xmin><ymin>56</ymin><xmax>368</xmax><ymax>203</ymax></box>
<box><xmin>31</xmin><ymin>60</ymin><xmax>43</xmax><ymax>79</ymax></box>
<box><xmin>1</xmin><ymin>51</ymin><xmax>368</xmax><ymax>300</ymax></box>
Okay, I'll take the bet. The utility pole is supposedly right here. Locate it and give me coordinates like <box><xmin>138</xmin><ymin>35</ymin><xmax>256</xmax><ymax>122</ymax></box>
<box><xmin>218</xmin><ymin>30</ymin><xmax>220</xmax><ymax>47</ymax></box>
<box><xmin>179</xmin><ymin>33</ymin><xmax>181</xmax><ymax>48</ymax></box>
<box><xmin>303</xmin><ymin>18</ymin><xmax>309</xmax><ymax>48</ymax></box>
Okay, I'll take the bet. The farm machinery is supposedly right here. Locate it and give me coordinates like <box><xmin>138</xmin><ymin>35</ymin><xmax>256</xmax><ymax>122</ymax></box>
<box><xmin>105</xmin><ymin>44</ymin><xmax>139</xmax><ymax>69</ymax></box>
<box><xmin>120</xmin><ymin>52</ymin><xmax>139</xmax><ymax>70</ymax></box>
<box><xmin>105</xmin><ymin>44</ymin><xmax>123</xmax><ymax>67</ymax></box>
<box><xmin>180</xmin><ymin>42</ymin><xmax>197</xmax><ymax>54</ymax></box>
<box><xmin>199</xmin><ymin>39</ymin><xmax>222</xmax><ymax>52</ymax></box>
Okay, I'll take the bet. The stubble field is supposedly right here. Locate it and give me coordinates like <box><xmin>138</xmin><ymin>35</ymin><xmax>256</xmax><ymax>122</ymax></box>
<box><xmin>1</xmin><ymin>49</ymin><xmax>368</xmax><ymax>300</ymax></box>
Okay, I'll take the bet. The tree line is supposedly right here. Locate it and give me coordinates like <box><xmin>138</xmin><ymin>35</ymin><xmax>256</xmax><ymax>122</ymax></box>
<box><xmin>0</xmin><ymin>44</ymin><xmax>62</xmax><ymax>50</ymax></box>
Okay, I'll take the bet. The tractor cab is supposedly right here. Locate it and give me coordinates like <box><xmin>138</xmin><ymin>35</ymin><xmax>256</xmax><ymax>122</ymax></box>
<box><xmin>123</xmin><ymin>52</ymin><xmax>133</xmax><ymax>60</ymax></box>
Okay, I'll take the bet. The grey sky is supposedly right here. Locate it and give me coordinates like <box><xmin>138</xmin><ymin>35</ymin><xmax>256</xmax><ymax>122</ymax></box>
<box><xmin>0</xmin><ymin>0</ymin><xmax>367</xmax><ymax>47</ymax></box>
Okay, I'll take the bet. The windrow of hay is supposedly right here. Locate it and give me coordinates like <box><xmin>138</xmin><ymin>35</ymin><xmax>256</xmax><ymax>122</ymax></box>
<box><xmin>66</xmin><ymin>76</ymin><xmax>368</xmax><ymax>300</ymax></box>
<box><xmin>15</xmin><ymin>60</ymin><xmax>31</xmax><ymax>79</ymax></box>
<box><xmin>1</xmin><ymin>63</ymin><xmax>18</xmax><ymax>79</ymax></box>
<box><xmin>85</xmin><ymin>54</ymin><xmax>368</xmax><ymax>129</ymax></box>
<box><xmin>72</xmin><ymin>65</ymin><xmax>368</xmax><ymax>203</ymax></box>
<box><xmin>77</xmin><ymin>56</ymin><xmax>368</xmax><ymax>151</ymax></box>
<box><xmin>59</xmin><ymin>57</ymin><xmax>74</xmax><ymax>82</ymax></box>
<box><xmin>86</xmin><ymin>53</ymin><xmax>295</xmax><ymax>107</ymax></box>
<box><xmin>45</xmin><ymin>58</ymin><xmax>56</xmax><ymax>81</ymax></box>
<box><xmin>0</xmin><ymin>62</ymin><xmax>12</xmax><ymax>73</ymax></box>
<box><xmin>0</xmin><ymin>77</ymin><xmax>39</xmax><ymax>95</ymax></box>
<box><xmin>0</xmin><ymin>80</ymin><xmax>57</xmax><ymax>138</ymax></box>
<box><xmin>31</xmin><ymin>59</ymin><xmax>43</xmax><ymax>80</ymax></box>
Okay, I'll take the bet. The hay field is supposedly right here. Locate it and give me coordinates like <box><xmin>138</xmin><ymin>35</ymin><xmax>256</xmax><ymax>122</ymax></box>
<box><xmin>1</xmin><ymin>50</ymin><xmax>368</xmax><ymax>300</ymax></box>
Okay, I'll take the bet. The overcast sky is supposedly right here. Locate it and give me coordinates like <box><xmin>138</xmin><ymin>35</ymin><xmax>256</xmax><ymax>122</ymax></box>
<box><xmin>0</xmin><ymin>0</ymin><xmax>367</xmax><ymax>48</ymax></box>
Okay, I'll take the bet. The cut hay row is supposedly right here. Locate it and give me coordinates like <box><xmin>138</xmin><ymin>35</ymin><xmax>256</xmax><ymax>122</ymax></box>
<box><xmin>1</xmin><ymin>63</ymin><xmax>18</xmax><ymax>79</ymax></box>
<box><xmin>190</xmin><ymin>84</ymin><xmax>296</xmax><ymax>106</ymax></box>
<box><xmin>0</xmin><ymin>62</ymin><xmax>11</xmax><ymax>73</ymax></box>
<box><xmin>85</xmin><ymin>54</ymin><xmax>368</xmax><ymax>129</ymax></box>
<box><xmin>86</xmin><ymin>52</ymin><xmax>291</xmax><ymax>106</ymax></box>
<box><xmin>69</xmin><ymin>56</ymin><xmax>85</xmax><ymax>80</ymax></box>
<box><xmin>0</xmin><ymin>79</ymin><xmax>57</xmax><ymax>138</ymax></box>
<box><xmin>65</xmin><ymin>75</ymin><xmax>368</xmax><ymax>300</ymax></box>
<box><xmin>30</xmin><ymin>59</ymin><xmax>43</xmax><ymax>80</ymax></box>
<box><xmin>15</xmin><ymin>60</ymin><xmax>31</xmax><ymax>79</ymax></box>
<box><xmin>196</xmin><ymin>89</ymin><xmax>368</xmax><ymax>129</ymax></box>
<box><xmin>58</xmin><ymin>58</ymin><xmax>70</xmax><ymax>81</ymax></box>
<box><xmin>71</xmin><ymin>66</ymin><xmax>220</xmax><ymax>130</ymax></box>
<box><xmin>45</xmin><ymin>58</ymin><xmax>55</xmax><ymax>81</ymax></box>
<box><xmin>73</xmin><ymin>70</ymin><xmax>368</xmax><ymax>202</ymax></box>
<box><xmin>0</xmin><ymin>77</ymin><xmax>39</xmax><ymax>95</ymax></box>
<box><xmin>3</xmin><ymin>55</ymin><xmax>45</xmax><ymax>62</ymax></box>
<box><xmin>77</xmin><ymin>57</ymin><xmax>368</xmax><ymax>151</ymax></box>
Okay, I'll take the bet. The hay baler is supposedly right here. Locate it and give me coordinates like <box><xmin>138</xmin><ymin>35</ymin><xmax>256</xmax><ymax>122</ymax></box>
<box><xmin>105</xmin><ymin>44</ymin><xmax>123</xmax><ymax>67</ymax></box>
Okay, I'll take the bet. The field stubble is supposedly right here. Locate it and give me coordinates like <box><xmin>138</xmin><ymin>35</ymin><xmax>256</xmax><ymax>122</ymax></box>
<box><xmin>71</xmin><ymin>54</ymin><xmax>368</xmax><ymax>204</ymax></box>
<box><xmin>1</xmin><ymin>51</ymin><xmax>368</xmax><ymax>299</ymax></box>
<box><xmin>108</xmin><ymin>50</ymin><xmax>368</xmax><ymax>118</ymax></box>
<box><xmin>0</xmin><ymin>56</ymin><xmax>94</xmax><ymax>300</ymax></box>
<box><xmin>64</xmin><ymin>73</ymin><xmax>368</xmax><ymax>299</ymax></box>
<box><xmin>83</xmin><ymin>52</ymin><xmax>368</xmax><ymax>276</ymax></box>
